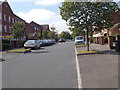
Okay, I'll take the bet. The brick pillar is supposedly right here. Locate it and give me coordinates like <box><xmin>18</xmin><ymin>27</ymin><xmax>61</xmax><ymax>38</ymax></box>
<box><xmin>101</xmin><ymin>37</ymin><xmax>104</xmax><ymax>45</ymax></box>
<box><xmin>96</xmin><ymin>37</ymin><xmax>99</xmax><ymax>44</ymax></box>
<box><xmin>108</xmin><ymin>36</ymin><xmax>113</xmax><ymax>48</ymax></box>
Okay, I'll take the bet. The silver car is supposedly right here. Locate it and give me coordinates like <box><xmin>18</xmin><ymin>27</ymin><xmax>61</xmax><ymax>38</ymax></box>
<box><xmin>24</xmin><ymin>40</ymin><xmax>40</xmax><ymax>49</ymax></box>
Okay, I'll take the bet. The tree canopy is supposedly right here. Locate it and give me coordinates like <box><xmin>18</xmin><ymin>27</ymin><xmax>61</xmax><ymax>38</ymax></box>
<box><xmin>12</xmin><ymin>22</ymin><xmax>25</xmax><ymax>40</ymax></box>
<box><xmin>60</xmin><ymin>2</ymin><xmax>118</xmax><ymax>50</ymax></box>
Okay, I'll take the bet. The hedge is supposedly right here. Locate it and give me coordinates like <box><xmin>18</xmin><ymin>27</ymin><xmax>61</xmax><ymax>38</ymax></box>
<box><xmin>2</xmin><ymin>43</ymin><xmax>10</xmax><ymax>51</ymax></box>
<box><xmin>104</xmin><ymin>36</ymin><xmax>108</xmax><ymax>43</ymax></box>
<box><xmin>2</xmin><ymin>39</ymin><xmax>10</xmax><ymax>44</ymax></box>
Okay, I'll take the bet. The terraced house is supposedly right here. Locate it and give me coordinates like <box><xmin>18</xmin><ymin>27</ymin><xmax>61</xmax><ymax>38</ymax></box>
<box><xmin>0</xmin><ymin>0</ymin><xmax>50</xmax><ymax>40</ymax></box>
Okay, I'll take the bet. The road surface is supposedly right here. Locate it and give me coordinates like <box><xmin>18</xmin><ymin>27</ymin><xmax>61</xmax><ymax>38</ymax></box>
<box><xmin>2</xmin><ymin>41</ymin><xmax>78</xmax><ymax>88</ymax></box>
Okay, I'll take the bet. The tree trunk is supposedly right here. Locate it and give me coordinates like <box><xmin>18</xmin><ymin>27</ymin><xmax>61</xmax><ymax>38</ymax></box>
<box><xmin>87</xmin><ymin>29</ymin><xmax>89</xmax><ymax>51</ymax></box>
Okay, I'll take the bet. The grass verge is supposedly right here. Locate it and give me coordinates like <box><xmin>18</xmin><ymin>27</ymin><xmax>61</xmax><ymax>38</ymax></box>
<box><xmin>7</xmin><ymin>48</ymin><xmax>31</xmax><ymax>53</ymax></box>
<box><xmin>77</xmin><ymin>50</ymin><xmax>100</xmax><ymax>55</ymax></box>
<box><xmin>76</xmin><ymin>44</ymin><xmax>87</xmax><ymax>48</ymax></box>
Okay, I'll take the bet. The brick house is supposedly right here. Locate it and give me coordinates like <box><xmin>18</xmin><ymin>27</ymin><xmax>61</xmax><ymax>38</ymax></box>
<box><xmin>0</xmin><ymin>1</ymin><xmax>26</xmax><ymax>39</ymax></box>
<box><xmin>0</xmin><ymin>1</ymin><xmax>50</xmax><ymax>40</ymax></box>
<box><xmin>110</xmin><ymin>9</ymin><xmax>120</xmax><ymax>36</ymax></box>
<box><xmin>93</xmin><ymin>3</ymin><xmax>120</xmax><ymax>37</ymax></box>
<box><xmin>30</xmin><ymin>21</ymin><xmax>43</xmax><ymax>35</ymax></box>
<box><xmin>41</xmin><ymin>24</ymin><xmax>50</xmax><ymax>31</ymax></box>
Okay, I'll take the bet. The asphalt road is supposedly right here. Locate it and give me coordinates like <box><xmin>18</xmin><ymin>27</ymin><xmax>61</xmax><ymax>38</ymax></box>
<box><xmin>2</xmin><ymin>41</ymin><xmax>78</xmax><ymax>88</ymax></box>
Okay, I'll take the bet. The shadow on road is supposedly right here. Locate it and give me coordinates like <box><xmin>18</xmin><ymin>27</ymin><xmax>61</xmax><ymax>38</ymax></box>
<box><xmin>30</xmin><ymin>51</ymin><xmax>51</xmax><ymax>54</ymax></box>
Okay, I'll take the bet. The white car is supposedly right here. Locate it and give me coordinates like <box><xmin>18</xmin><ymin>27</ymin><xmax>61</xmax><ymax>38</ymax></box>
<box><xmin>75</xmin><ymin>36</ymin><xmax>84</xmax><ymax>45</ymax></box>
<box><xmin>24</xmin><ymin>40</ymin><xmax>40</xmax><ymax>49</ymax></box>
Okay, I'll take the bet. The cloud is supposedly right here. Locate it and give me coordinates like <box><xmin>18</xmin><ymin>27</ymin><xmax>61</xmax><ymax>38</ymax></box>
<box><xmin>17</xmin><ymin>8</ymin><xmax>69</xmax><ymax>34</ymax></box>
<box><xmin>17</xmin><ymin>9</ymin><xmax>56</xmax><ymax>23</ymax></box>
<box><xmin>34</xmin><ymin>0</ymin><xmax>64</xmax><ymax>6</ymax></box>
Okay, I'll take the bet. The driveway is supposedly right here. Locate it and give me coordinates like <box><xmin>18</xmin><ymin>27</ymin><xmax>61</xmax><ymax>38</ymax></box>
<box><xmin>2</xmin><ymin>41</ymin><xmax>78</xmax><ymax>88</ymax></box>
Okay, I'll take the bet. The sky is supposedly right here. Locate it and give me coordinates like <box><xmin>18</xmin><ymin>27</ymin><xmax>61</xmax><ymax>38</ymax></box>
<box><xmin>1</xmin><ymin>0</ymin><xmax>120</xmax><ymax>33</ymax></box>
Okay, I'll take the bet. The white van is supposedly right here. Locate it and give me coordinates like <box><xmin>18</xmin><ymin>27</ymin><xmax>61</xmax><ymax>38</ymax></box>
<box><xmin>75</xmin><ymin>36</ymin><xmax>84</xmax><ymax>45</ymax></box>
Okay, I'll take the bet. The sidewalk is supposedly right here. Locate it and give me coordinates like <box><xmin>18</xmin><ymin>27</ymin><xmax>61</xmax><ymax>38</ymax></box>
<box><xmin>76</xmin><ymin>44</ymin><xmax>118</xmax><ymax>88</ymax></box>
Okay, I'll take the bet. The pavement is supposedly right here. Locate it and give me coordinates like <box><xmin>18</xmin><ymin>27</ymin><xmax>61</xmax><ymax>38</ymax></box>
<box><xmin>76</xmin><ymin>43</ymin><xmax>118</xmax><ymax>88</ymax></box>
<box><xmin>2</xmin><ymin>41</ymin><xmax>78</xmax><ymax>88</ymax></box>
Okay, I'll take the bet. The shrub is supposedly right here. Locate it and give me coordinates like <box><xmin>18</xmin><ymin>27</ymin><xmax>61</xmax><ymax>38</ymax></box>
<box><xmin>93</xmin><ymin>37</ymin><xmax>97</xmax><ymax>43</ymax></box>
<box><xmin>20</xmin><ymin>40</ymin><xmax>26</xmax><ymax>47</ymax></box>
<box><xmin>2</xmin><ymin>43</ymin><xmax>10</xmax><ymax>51</ymax></box>
<box><xmin>104</xmin><ymin>36</ymin><xmax>108</xmax><ymax>43</ymax></box>
<box><xmin>2</xmin><ymin>39</ymin><xmax>10</xmax><ymax>44</ymax></box>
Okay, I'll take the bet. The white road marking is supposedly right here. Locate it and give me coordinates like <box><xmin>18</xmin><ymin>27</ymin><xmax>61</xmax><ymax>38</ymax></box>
<box><xmin>75</xmin><ymin>45</ymin><xmax>83</xmax><ymax>89</ymax></box>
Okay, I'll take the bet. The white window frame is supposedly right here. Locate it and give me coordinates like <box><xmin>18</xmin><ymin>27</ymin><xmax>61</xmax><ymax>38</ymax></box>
<box><xmin>0</xmin><ymin>24</ymin><xmax>2</xmax><ymax>32</ymax></box>
<box><xmin>0</xmin><ymin>13</ymin><xmax>2</xmax><ymax>20</ymax></box>
<box><xmin>4</xmin><ymin>26</ymin><xmax>7</xmax><ymax>32</ymax></box>
<box><xmin>12</xmin><ymin>18</ymin><xmax>14</xmax><ymax>23</ymax></box>
<box><xmin>8</xmin><ymin>16</ymin><xmax>11</xmax><ymax>22</ymax></box>
<box><xmin>9</xmin><ymin>26</ymin><xmax>12</xmax><ymax>33</ymax></box>
<box><xmin>4</xmin><ymin>14</ymin><xmax>6</xmax><ymax>21</ymax></box>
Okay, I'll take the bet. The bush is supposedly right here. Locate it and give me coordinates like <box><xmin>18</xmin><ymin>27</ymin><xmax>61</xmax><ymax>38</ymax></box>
<box><xmin>104</xmin><ymin>36</ymin><xmax>108</xmax><ymax>43</ymax></box>
<box><xmin>2</xmin><ymin>43</ymin><xmax>10</xmax><ymax>51</ymax></box>
<box><xmin>93</xmin><ymin>37</ymin><xmax>97</xmax><ymax>43</ymax></box>
<box><xmin>20</xmin><ymin>40</ymin><xmax>26</xmax><ymax>47</ymax></box>
<box><xmin>2</xmin><ymin>39</ymin><xmax>10</xmax><ymax>44</ymax></box>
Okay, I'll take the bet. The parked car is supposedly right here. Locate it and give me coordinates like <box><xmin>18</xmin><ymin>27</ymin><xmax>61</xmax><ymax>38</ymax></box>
<box><xmin>37</xmin><ymin>40</ymin><xmax>45</xmax><ymax>47</ymax></box>
<box><xmin>58</xmin><ymin>38</ymin><xmax>65</xmax><ymax>42</ymax></box>
<box><xmin>43</xmin><ymin>40</ymin><xmax>51</xmax><ymax>46</ymax></box>
<box><xmin>75</xmin><ymin>36</ymin><xmax>84</xmax><ymax>45</ymax></box>
<box><xmin>24</xmin><ymin>40</ymin><xmax>40</xmax><ymax>49</ymax></box>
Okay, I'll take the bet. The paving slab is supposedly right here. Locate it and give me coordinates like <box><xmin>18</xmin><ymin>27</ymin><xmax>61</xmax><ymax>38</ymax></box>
<box><xmin>77</xmin><ymin>44</ymin><xmax>118</xmax><ymax>88</ymax></box>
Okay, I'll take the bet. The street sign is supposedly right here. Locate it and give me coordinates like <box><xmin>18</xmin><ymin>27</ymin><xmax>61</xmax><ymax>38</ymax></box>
<box><xmin>5</xmin><ymin>35</ymin><xmax>11</xmax><ymax>39</ymax></box>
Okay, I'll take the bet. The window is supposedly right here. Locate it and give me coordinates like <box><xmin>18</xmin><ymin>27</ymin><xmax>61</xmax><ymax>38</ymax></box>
<box><xmin>0</xmin><ymin>24</ymin><xmax>2</xmax><ymax>32</ymax></box>
<box><xmin>4</xmin><ymin>14</ymin><xmax>6</xmax><ymax>21</ymax></box>
<box><xmin>4</xmin><ymin>26</ymin><xmax>7</xmax><ymax>32</ymax></box>
<box><xmin>34</xmin><ymin>27</ymin><xmax>37</xmax><ymax>30</ymax></box>
<box><xmin>9</xmin><ymin>26</ymin><xmax>12</xmax><ymax>33</ymax></box>
<box><xmin>8</xmin><ymin>16</ymin><xmax>11</xmax><ymax>22</ymax></box>
<box><xmin>0</xmin><ymin>13</ymin><xmax>2</xmax><ymax>20</ymax></box>
<box><xmin>12</xmin><ymin>18</ymin><xmax>14</xmax><ymax>23</ymax></box>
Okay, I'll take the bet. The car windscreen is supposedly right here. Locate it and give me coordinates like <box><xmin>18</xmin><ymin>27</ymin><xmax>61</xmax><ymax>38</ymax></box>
<box><xmin>25</xmin><ymin>40</ymin><xmax>36</xmax><ymax>44</ymax></box>
<box><xmin>76</xmin><ymin>37</ymin><xmax>83</xmax><ymax>40</ymax></box>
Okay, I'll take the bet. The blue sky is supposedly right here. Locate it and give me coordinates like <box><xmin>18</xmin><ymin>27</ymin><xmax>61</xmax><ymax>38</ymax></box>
<box><xmin>3</xmin><ymin>0</ymin><xmax>120</xmax><ymax>33</ymax></box>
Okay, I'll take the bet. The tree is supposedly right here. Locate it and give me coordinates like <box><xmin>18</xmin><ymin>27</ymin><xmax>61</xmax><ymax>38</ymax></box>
<box><xmin>12</xmin><ymin>22</ymin><xmax>25</xmax><ymax>40</ymax></box>
<box><xmin>37</xmin><ymin>32</ymin><xmax>42</xmax><ymax>40</ymax></box>
<box><xmin>47</xmin><ymin>31</ymin><xmax>56</xmax><ymax>39</ymax></box>
<box><xmin>58</xmin><ymin>31</ymin><xmax>71</xmax><ymax>39</ymax></box>
<box><xmin>60</xmin><ymin>2</ymin><xmax>118</xmax><ymax>51</ymax></box>
<box><xmin>42</xmin><ymin>30</ymin><xmax>48</xmax><ymax>39</ymax></box>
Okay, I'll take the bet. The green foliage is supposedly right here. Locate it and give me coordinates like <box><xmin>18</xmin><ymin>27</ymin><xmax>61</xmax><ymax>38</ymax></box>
<box><xmin>93</xmin><ymin>37</ymin><xmax>97</xmax><ymax>44</ymax></box>
<box><xmin>104</xmin><ymin>36</ymin><xmax>108</xmax><ymax>43</ymax></box>
<box><xmin>47</xmin><ymin>31</ymin><xmax>56</xmax><ymax>39</ymax></box>
<box><xmin>37</xmin><ymin>32</ymin><xmax>42</xmax><ymax>40</ymax></box>
<box><xmin>42</xmin><ymin>30</ymin><xmax>48</xmax><ymax>39</ymax></box>
<box><xmin>60</xmin><ymin>2</ymin><xmax>118</xmax><ymax>51</ymax></box>
<box><xmin>20</xmin><ymin>40</ymin><xmax>26</xmax><ymax>47</ymax></box>
<box><xmin>2</xmin><ymin>43</ymin><xmax>10</xmax><ymax>51</ymax></box>
<box><xmin>12</xmin><ymin>22</ymin><xmax>25</xmax><ymax>40</ymax></box>
<box><xmin>2</xmin><ymin>39</ymin><xmax>10</xmax><ymax>44</ymax></box>
<box><xmin>58</xmin><ymin>31</ymin><xmax>71</xmax><ymax>39</ymax></box>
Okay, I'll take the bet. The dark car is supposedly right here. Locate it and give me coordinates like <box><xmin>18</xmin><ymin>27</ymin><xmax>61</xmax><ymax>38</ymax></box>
<box><xmin>58</xmin><ymin>38</ymin><xmax>65</xmax><ymax>42</ymax></box>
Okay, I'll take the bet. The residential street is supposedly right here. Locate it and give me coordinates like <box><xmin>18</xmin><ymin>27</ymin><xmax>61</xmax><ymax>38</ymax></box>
<box><xmin>2</xmin><ymin>41</ymin><xmax>78</xmax><ymax>88</ymax></box>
